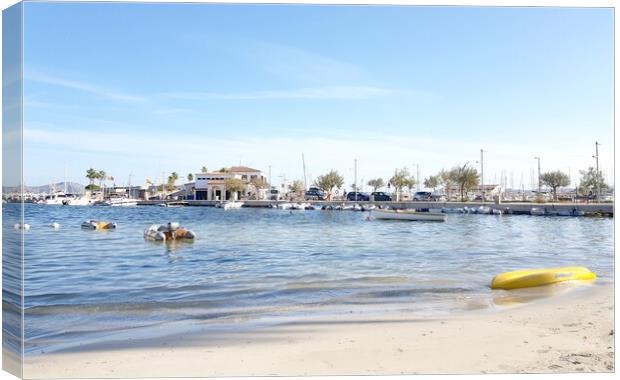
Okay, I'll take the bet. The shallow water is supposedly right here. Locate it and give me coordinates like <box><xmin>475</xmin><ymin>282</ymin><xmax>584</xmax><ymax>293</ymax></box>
<box><xmin>3</xmin><ymin>203</ymin><xmax>613</xmax><ymax>354</ymax></box>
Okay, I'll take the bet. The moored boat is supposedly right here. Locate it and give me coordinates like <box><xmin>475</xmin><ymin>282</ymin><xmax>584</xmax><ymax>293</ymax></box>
<box><xmin>216</xmin><ymin>201</ymin><xmax>244</xmax><ymax>210</ymax></box>
<box><xmin>144</xmin><ymin>222</ymin><xmax>196</xmax><ymax>241</ymax></box>
<box><xmin>81</xmin><ymin>220</ymin><xmax>116</xmax><ymax>230</ymax></box>
<box><xmin>370</xmin><ymin>209</ymin><xmax>447</xmax><ymax>222</ymax></box>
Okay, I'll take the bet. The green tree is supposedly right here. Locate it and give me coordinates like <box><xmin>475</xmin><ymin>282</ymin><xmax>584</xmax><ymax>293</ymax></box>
<box><xmin>424</xmin><ymin>175</ymin><xmax>440</xmax><ymax>191</ymax></box>
<box><xmin>251</xmin><ymin>177</ymin><xmax>269</xmax><ymax>199</ymax></box>
<box><xmin>449</xmin><ymin>163</ymin><xmax>479</xmax><ymax>202</ymax></box>
<box><xmin>405</xmin><ymin>177</ymin><xmax>416</xmax><ymax>193</ymax></box>
<box><xmin>540</xmin><ymin>171</ymin><xmax>570</xmax><ymax>201</ymax></box>
<box><xmin>166</xmin><ymin>172</ymin><xmax>179</xmax><ymax>191</ymax></box>
<box><xmin>187</xmin><ymin>173</ymin><xmax>194</xmax><ymax>182</ymax></box>
<box><xmin>314</xmin><ymin>170</ymin><xmax>345</xmax><ymax>192</ymax></box>
<box><xmin>578</xmin><ymin>167</ymin><xmax>608</xmax><ymax>197</ymax></box>
<box><xmin>367</xmin><ymin>178</ymin><xmax>385</xmax><ymax>191</ymax></box>
<box><xmin>85</xmin><ymin>168</ymin><xmax>99</xmax><ymax>187</ymax></box>
<box><xmin>225</xmin><ymin>178</ymin><xmax>246</xmax><ymax>200</ymax></box>
<box><xmin>97</xmin><ymin>170</ymin><xmax>106</xmax><ymax>190</ymax></box>
<box><xmin>290</xmin><ymin>180</ymin><xmax>305</xmax><ymax>194</ymax></box>
<box><xmin>201</xmin><ymin>166</ymin><xmax>208</xmax><ymax>173</ymax></box>
<box><xmin>438</xmin><ymin>169</ymin><xmax>455</xmax><ymax>200</ymax></box>
<box><xmin>389</xmin><ymin>168</ymin><xmax>411</xmax><ymax>201</ymax></box>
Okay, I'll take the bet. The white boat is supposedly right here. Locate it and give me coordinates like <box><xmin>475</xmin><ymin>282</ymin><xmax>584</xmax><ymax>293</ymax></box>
<box><xmin>289</xmin><ymin>203</ymin><xmax>307</xmax><ymax>210</ymax></box>
<box><xmin>44</xmin><ymin>192</ymin><xmax>72</xmax><ymax>205</ymax></box>
<box><xmin>530</xmin><ymin>207</ymin><xmax>545</xmax><ymax>216</ymax></box>
<box><xmin>277</xmin><ymin>203</ymin><xmax>292</xmax><ymax>210</ymax></box>
<box><xmin>216</xmin><ymin>201</ymin><xmax>244</xmax><ymax>210</ymax></box>
<box><xmin>68</xmin><ymin>195</ymin><xmax>93</xmax><ymax>206</ymax></box>
<box><xmin>107</xmin><ymin>197</ymin><xmax>139</xmax><ymax>207</ymax></box>
<box><xmin>144</xmin><ymin>222</ymin><xmax>196</xmax><ymax>241</ymax></box>
<box><xmin>491</xmin><ymin>209</ymin><xmax>503</xmax><ymax>215</ymax></box>
<box><xmin>371</xmin><ymin>209</ymin><xmax>447</xmax><ymax>222</ymax></box>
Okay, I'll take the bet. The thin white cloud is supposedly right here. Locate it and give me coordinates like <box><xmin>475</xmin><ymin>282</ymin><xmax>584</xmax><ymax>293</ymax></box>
<box><xmin>164</xmin><ymin>85</ymin><xmax>401</xmax><ymax>101</ymax></box>
<box><xmin>23</xmin><ymin>125</ymin><xmax>613</xmax><ymax>191</ymax></box>
<box><xmin>240</xmin><ymin>39</ymin><xmax>366</xmax><ymax>84</ymax></box>
<box><xmin>25</xmin><ymin>72</ymin><xmax>146</xmax><ymax>103</ymax></box>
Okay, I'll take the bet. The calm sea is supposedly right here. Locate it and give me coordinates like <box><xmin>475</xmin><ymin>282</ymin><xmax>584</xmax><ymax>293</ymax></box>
<box><xmin>2</xmin><ymin>203</ymin><xmax>614</xmax><ymax>355</ymax></box>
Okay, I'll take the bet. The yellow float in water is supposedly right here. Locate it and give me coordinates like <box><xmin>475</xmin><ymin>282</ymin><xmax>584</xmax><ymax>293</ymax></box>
<box><xmin>491</xmin><ymin>266</ymin><xmax>596</xmax><ymax>290</ymax></box>
<box><xmin>81</xmin><ymin>220</ymin><xmax>117</xmax><ymax>230</ymax></box>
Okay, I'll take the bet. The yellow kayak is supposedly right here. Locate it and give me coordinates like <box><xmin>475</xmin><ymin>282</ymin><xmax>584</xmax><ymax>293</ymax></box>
<box><xmin>491</xmin><ymin>266</ymin><xmax>596</xmax><ymax>290</ymax></box>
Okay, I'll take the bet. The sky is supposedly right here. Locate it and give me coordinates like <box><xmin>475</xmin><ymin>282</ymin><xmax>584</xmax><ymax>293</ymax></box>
<box><xmin>20</xmin><ymin>2</ymin><xmax>614</xmax><ymax>191</ymax></box>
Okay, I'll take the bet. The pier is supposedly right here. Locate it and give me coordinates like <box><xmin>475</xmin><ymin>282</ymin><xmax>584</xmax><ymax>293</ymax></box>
<box><xmin>137</xmin><ymin>200</ymin><xmax>614</xmax><ymax>216</ymax></box>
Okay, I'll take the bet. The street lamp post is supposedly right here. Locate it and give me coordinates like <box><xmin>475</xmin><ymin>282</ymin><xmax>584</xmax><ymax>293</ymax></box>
<box><xmin>534</xmin><ymin>156</ymin><xmax>541</xmax><ymax>195</ymax></box>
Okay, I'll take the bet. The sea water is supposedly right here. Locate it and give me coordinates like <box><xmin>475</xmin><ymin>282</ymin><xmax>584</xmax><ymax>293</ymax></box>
<box><xmin>3</xmin><ymin>203</ymin><xmax>613</xmax><ymax>354</ymax></box>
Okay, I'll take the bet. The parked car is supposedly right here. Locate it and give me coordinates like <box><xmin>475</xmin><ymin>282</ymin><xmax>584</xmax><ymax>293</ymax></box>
<box><xmin>304</xmin><ymin>187</ymin><xmax>326</xmax><ymax>200</ymax></box>
<box><xmin>268</xmin><ymin>189</ymin><xmax>280</xmax><ymax>201</ymax></box>
<box><xmin>346</xmin><ymin>192</ymin><xmax>370</xmax><ymax>201</ymax></box>
<box><xmin>370</xmin><ymin>192</ymin><xmax>392</xmax><ymax>201</ymax></box>
<box><xmin>413</xmin><ymin>191</ymin><xmax>433</xmax><ymax>201</ymax></box>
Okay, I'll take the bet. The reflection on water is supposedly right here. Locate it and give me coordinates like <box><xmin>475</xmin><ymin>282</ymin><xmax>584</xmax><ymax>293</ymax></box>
<box><xmin>492</xmin><ymin>280</ymin><xmax>598</xmax><ymax>307</ymax></box>
<box><xmin>4</xmin><ymin>203</ymin><xmax>613</xmax><ymax>354</ymax></box>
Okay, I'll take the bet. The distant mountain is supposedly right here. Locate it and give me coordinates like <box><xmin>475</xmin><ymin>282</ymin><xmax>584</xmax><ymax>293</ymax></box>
<box><xmin>3</xmin><ymin>182</ymin><xmax>85</xmax><ymax>194</ymax></box>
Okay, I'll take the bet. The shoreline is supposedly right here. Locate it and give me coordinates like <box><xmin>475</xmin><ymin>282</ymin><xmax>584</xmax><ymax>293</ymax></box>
<box><xmin>23</xmin><ymin>283</ymin><xmax>614</xmax><ymax>378</ymax></box>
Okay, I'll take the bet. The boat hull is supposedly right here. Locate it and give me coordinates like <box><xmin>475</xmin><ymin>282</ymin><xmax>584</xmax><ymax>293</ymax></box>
<box><xmin>371</xmin><ymin>210</ymin><xmax>447</xmax><ymax>222</ymax></box>
<box><xmin>491</xmin><ymin>266</ymin><xmax>596</xmax><ymax>290</ymax></box>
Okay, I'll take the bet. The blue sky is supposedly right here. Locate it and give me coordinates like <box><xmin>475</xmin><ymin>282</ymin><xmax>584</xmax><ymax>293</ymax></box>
<box><xmin>21</xmin><ymin>3</ymin><xmax>614</xmax><ymax>190</ymax></box>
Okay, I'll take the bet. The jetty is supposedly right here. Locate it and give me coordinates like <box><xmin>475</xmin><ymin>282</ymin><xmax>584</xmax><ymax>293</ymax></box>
<box><xmin>137</xmin><ymin>200</ymin><xmax>614</xmax><ymax>216</ymax></box>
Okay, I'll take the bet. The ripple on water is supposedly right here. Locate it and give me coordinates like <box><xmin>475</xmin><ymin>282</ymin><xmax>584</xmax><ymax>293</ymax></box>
<box><xmin>5</xmin><ymin>203</ymin><xmax>613</xmax><ymax>354</ymax></box>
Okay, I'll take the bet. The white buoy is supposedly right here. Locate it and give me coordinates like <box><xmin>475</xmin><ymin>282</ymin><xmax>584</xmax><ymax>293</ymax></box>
<box><xmin>51</xmin><ymin>222</ymin><xmax>60</xmax><ymax>230</ymax></box>
<box><xmin>14</xmin><ymin>223</ymin><xmax>30</xmax><ymax>230</ymax></box>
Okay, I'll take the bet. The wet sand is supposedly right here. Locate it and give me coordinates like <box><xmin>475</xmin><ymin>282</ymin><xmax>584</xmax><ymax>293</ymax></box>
<box><xmin>23</xmin><ymin>283</ymin><xmax>614</xmax><ymax>378</ymax></box>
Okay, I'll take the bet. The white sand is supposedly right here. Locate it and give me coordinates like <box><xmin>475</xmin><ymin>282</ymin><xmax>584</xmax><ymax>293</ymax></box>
<box><xmin>23</xmin><ymin>284</ymin><xmax>614</xmax><ymax>378</ymax></box>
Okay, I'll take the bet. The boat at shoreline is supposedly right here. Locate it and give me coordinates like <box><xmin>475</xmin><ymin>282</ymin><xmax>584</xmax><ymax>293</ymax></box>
<box><xmin>370</xmin><ymin>209</ymin><xmax>447</xmax><ymax>222</ymax></box>
<box><xmin>94</xmin><ymin>196</ymin><xmax>138</xmax><ymax>207</ymax></box>
<box><xmin>216</xmin><ymin>201</ymin><xmax>244</xmax><ymax>210</ymax></box>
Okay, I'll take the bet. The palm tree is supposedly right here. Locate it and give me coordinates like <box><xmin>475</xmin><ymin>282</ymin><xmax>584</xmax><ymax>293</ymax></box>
<box><xmin>167</xmin><ymin>172</ymin><xmax>179</xmax><ymax>191</ymax></box>
<box><xmin>201</xmin><ymin>166</ymin><xmax>208</xmax><ymax>173</ymax></box>
<box><xmin>439</xmin><ymin>169</ymin><xmax>455</xmax><ymax>200</ymax></box>
<box><xmin>85</xmin><ymin>168</ymin><xmax>99</xmax><ymax>189</ymax></box>
<box><xmin>449</xmin><ymin>163</ymin><xmax>479</xmax><ymax>202</ymax></box>
<box><xmin>187</xmin><ymin>173</ymin><xmax>194</xmax><ymax>182</ymax></box>
<box><xmin>98</xmin><ymin>170</ymin><xmax>106</xmax><ymax>190</ymax></box>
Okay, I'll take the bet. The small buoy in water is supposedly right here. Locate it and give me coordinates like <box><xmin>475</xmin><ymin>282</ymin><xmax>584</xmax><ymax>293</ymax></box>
<box><xmin>14</xmin><ymin>223</ymin><xmax>30</xmax><ymax>230</ymax></box>
<box><xmin>50</xmin><ymin>222</ymin><xmax>60</xmax><ymax>230</ymax></box>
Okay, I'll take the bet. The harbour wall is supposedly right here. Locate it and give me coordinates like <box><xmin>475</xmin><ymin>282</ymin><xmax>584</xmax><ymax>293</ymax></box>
<box><xmin>138</xmin><ymin>200</ymin><xmax>614</xmax><ymax>215</ymax></box>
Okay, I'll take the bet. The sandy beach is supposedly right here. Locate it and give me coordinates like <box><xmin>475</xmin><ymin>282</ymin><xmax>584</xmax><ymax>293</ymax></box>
<box><xmin>21</xmin><ymin>283</ymin><xmax>613</xmax><ymax>378</ymax></box>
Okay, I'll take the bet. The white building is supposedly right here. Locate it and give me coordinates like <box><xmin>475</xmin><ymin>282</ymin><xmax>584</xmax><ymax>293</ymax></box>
<box><xmin>195</xmin><ymin>166</ymin><xmax>267</xmax><ymax>201</ymax></box>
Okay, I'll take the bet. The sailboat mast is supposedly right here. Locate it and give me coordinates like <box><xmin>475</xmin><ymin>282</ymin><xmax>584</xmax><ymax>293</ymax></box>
<box><xmin>302</xmin><ymin>153</ymin><xmax>307</xmax><ymax>190</ymax></box>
